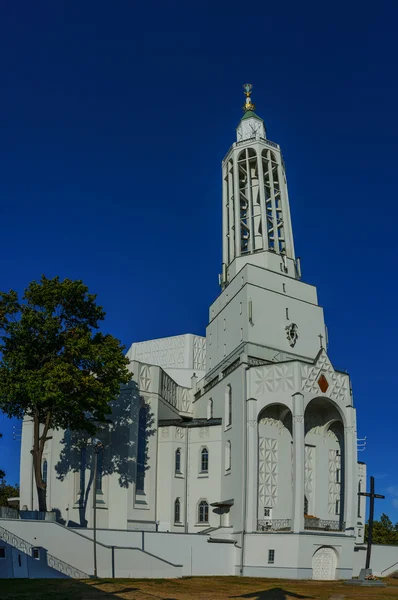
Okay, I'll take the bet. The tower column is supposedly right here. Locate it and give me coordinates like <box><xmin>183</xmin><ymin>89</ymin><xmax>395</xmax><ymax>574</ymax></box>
<box><xmin>256</xmin><ymin>147</ymin><xmax>269</xmax><ymax>251</ymax></box>
<box><xmin>245</xmin><ymin>397</ymin><xmax>258</xmax><ymax>532</ymax></box>
<box><xmin>233</xmin><ymin>153</ymin><xmax>241</xmax><ymax>258</ymax></box>
<box><xmin>344</xmin><ymin>406</ymin><xmax>357</xmax><ymax>535</ymax></box>
<box><xmin>222</xmin><ymin>165</ymin><xmax>229</xmax><ymax>267</ymax></box>
<box><xmin>292</xmin><ymin>392</ymin><xmax>305</xmax><ymax>533</ymax></box>
<box><xmin>277</xmin><ymin>163</ymin><xmax>295</xmax><ymax>259</ymax></box>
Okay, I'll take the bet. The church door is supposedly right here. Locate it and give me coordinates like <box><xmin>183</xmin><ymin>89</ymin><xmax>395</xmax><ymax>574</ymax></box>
<box><xmin>312</xmin><ymin>546</ymin><xmax>337</xmax><ymax>580</ymax></box>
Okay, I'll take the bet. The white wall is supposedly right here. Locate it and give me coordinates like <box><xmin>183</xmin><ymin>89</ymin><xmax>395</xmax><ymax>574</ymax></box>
<box><xmin>353</xmin><ymin>544</ymin><xmax>398</xmax><ymax>577</ymax></box>
<box><xmin>71</xmin><ymin>528</ymin><xmax>236</xmax><ymax>576</ymax></box>
<box><xmin>0</xmin><ymin>519</ymin><xmax>183</xmax><ymax>579</ymax></box>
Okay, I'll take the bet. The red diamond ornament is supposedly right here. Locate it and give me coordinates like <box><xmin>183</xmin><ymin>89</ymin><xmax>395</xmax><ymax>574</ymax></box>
<box><xmin>318</xmin><ymin>374</ymin><xmax>329</xmax><ymax>393</ymax></box>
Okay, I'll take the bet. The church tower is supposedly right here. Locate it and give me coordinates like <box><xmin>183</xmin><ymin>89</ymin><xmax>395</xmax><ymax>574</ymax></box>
<box><xmin>206</xmin><ymin>85</ymin><xmax>326</xmax><ymax>373</ymax></box>
<box><xmin>221</xmin><ymin>84</ymin><xmax>297</xmax><ymax>286</ymax></box>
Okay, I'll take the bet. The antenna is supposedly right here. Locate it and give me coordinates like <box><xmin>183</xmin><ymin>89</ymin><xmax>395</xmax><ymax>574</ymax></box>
<box><xmin>357</xmin><ymin>436</ymin><xmax>367</xmax><ymax>452</ymax></box>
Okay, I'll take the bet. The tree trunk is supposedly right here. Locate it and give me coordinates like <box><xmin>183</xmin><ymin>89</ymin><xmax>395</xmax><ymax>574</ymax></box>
<box><xmin>31</xmin><ymin>410</ymin><xmax>51</xmax><ymax>513</ymax></box>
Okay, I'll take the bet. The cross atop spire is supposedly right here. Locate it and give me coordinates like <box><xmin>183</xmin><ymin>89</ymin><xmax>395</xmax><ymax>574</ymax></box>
<box><xmin>243</xmin><ymin>83</ymin><xmax>255</xmax><ymax>112</ymax></box>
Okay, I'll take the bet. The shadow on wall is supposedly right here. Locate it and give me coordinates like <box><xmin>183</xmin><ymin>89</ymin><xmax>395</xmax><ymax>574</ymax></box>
<box><xmin>54</xmin><ymin>380</ymin><xmax>156</xmax><ymax>527</ymax></box>
<box><xmin>230</xmin><ymin>590</ymin><xmax>313</xmax><ymax>600</ymax></box>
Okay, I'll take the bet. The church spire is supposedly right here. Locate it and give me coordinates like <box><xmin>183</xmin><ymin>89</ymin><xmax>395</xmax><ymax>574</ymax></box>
<box><xmin>219</xmin><ymin>85</ymin><xmax>298</xmax><ymax>288</ymax></box>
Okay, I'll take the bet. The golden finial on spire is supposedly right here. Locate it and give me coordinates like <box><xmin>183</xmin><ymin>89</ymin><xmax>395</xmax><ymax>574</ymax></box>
<box><xmin>243</xmin><ymin>83</ymin><xmax>255</xmax><ymax>112</ymax></box>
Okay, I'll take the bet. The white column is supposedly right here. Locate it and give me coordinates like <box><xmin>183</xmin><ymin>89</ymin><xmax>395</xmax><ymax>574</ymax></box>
<box><xmin>245</xmin><ymin>151</ymin><xmax>254</xmax><ymax>254</ymax></box>
<box><xmin>344</xmin><ymin>406</ymin><xmax>357</xmax><ymax>535</ymax></box>
<box><xmin>222</xmin><ymin>164</ymin><xmax>229</xmax><ymax>266</ymax></box>
<box><xmin>292</xmin><ymin>392</ymin><xmax>305</xmax><ymax>533</ymax></box>
<box><xmin>228</xmin><ymin>164</ymin><xmax>235</xmax><ymax>262</ymax></box>
<box><xmin>256</xmin><ymin>147</ymin><xmax>268</xmax><ymax>251</ymax></box>
<box><xmin>233</xmin><ymin>153</ymin><xmax>241</xmax><ymax>258</ymax></box>
<box><xmin>245</xmin><ymin>397</ymin><xmax>258</xmax><ymax>532</ymax></box>
<box><xmin>277</xmin><ymin>162</ymin><xmax>295</xmax><ymax>260</ymax></box>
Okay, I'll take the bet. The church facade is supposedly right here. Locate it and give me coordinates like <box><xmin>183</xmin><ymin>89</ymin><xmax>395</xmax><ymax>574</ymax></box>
<box><xmin>19</xmin><ymin>86</ymin><xmax>367</xmax><ymax>580</ymax></box>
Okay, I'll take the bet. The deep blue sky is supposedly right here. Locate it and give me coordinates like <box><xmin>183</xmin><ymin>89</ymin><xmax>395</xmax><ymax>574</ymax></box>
<box><xmin>0</xmin><ymin>1</ymin><xmax>397</xmax><ymax>521</ymax></box>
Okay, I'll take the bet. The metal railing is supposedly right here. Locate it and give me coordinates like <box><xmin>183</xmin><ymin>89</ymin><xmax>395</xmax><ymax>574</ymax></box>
<box><xmin>304</xmin><ymin>518</ymin><xmax>345</xmax><ymax>532</ymax></box>
<box><xmin>257</xmin><ymin>519</ymin><xmax>292</xmax><ymax>532</ymax></box>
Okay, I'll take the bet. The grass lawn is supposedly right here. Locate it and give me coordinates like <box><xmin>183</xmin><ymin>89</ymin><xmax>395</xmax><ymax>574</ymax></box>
<box><xmin>1</xmin><ymin>577</ymin><xmax>398</xmax><ymax>599</ymax></box>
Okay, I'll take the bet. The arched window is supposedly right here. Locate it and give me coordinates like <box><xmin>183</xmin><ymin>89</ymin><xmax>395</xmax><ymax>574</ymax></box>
<box><xmin>96</xmin><ymin>449</ymin><xmax>103</xmax><ymax>493</ymax></box>
<box><xmin>201</xmin><ymin>447</ymin><xmax>209</xmax><ymax>473</ymax></box>
<box><xmin>207</xmin><ymin>398</ymin><xmax>213</xmax><ymax>420</ymax></box>
<box><xmin>225</xmin><ymin>385</ymin><xmax>232</xmax><ymax>427</ymax></box>
<box><xmin>175</xmin><ymin>448</ymin><xmax>181</xmax><ymax>474</ymax></box>
<box><xmin>136</xmin><ymin>406</ymin><xmax>147</xmax><ymax>492</ymax></box>
<box><xmin>42</xmin><ymin>460</ymin><xmax>48</xmax><ymax>484</ymax></box>
<box><xmin>174</xmin><ymin>498</ymin><xmax>181</xmax><ymax>523</ymax></box>
<box><xmin>225</xmin><ymin>441</ymin><xmax>231</xmax><ymax>472</ymax></box>
<box><xmin>198</xmin><ymin>500</ymin><xmax>209</xmax><ymax>523</ymax></box>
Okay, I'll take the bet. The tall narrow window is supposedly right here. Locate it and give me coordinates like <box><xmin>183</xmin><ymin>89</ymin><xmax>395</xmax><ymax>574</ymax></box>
<box><xmin>201</xmin><ymin>448</ymin><xmax>209</xmax><ymax>473</ymax></box>
<box><xmin>268</xmin><ymin>549</ymin><xmax>275</xmax><ymax>564</ymax></box>
<box><xmin>96</xmin><ymin>449</ymin><xmax>103</xmax><ymax>493</ymax></box>
<box><xmin>207</xmin><ymin>398</ymin><xmax>213</xmax><ymax>420</ymax></box>
<box><xmin>358</xmin><ymin>481</ymin><xmax>361</xmax><ymax>518</ymax></box>
<box><xmin>174</xmin><ymin>498</ymin><xmax>181</xmax><ymax>523</ymax></box>
<box><xmin>136</xmin><ymin>406</ymin><xmax>147</xmax><ymax>492</ymax></box>
<box><xmin>304</xmin><ymin>495</ymin><xmax>309</xmax><ymax>515</ymax></box>
<box><xmin>225</xmin><ymin>385</ymin><xmax>232</xmax><ymax>427</ymax></box>
<box><xmin>42</xmin><ymin>460</ymin><xmax>48</xmax><ymax>484</ymax></box>
<box><xmin>335</xmin><ymin>499</ymin><xmax>340</xmax><ymax>515</ymax></box>
<box><xmin>225</xmin><ymin>441</ymin><xmax>231</xmax><ymax>472</ymax></box>
<box><xmin>175</xmin><ymin>448</ymin><xmax>181</xmax><ymax>473</ymax></box>
<box><xmin>79</xmin><ymin>447</ymin><xmax>87</xmax><ymax>495</ymax></box>
<box><xmin>198</xmin><ymin>500</ymin><xmax>209</xmax><ymax>523</ymax></box>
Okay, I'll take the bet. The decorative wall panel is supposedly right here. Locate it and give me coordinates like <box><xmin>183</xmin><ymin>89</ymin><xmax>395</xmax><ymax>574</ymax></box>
<box><xmin>258</xmin><ymin>437</ymin><xmax>278</xmax><ymax>508</ymax></box>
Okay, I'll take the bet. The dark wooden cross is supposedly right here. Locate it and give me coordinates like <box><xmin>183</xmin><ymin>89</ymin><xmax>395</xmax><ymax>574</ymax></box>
<box><xmin>358</xmin><ymin>476</ymin><xmax>385</xmax><ymax>569</ymax></box>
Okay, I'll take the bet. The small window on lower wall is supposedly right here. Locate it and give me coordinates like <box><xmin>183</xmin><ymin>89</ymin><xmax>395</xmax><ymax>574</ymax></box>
<box><xmin>32</xmin><ymin>548</ymin><xmax>40</xmax><ymax>560</ymax></box>
<box><xmin>0</xmin><ymin>547</ymin><xmax>5</xmax><ymax>559</ymax></box>
<box><xmin>268</xmin><ymin>549</ymin><xmax>275</xmax><ymax>564</ymax></box>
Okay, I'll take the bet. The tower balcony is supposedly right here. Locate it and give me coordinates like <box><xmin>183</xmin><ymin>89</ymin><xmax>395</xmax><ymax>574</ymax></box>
<box><xmin>257</xmin><ymin>519</ymin><xmax>292</xmax><ymax>532</ymax></box>
<box><xmin>304</xmin><ymin>516</ymin><xmax>345</xmax><ymax>533</ymax></box>
<box><xmin>257</xmin><ymin>517</ymin><xmax>345</xmax><ymax>533</ymax></box>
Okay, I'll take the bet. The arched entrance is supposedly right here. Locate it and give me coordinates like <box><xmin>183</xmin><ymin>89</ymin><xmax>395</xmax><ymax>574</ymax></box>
<box><xmin>312</xmin><ymin>546</ymin><xmax>337</xmax><ymax>580</ymax></box>
<box><xmin>304</xmin><ymin>398</ymin><xmax>345</xmax><ymax>528</ymax></box>
<box><xmin>257</xmin><ymin>404</ymin><xmax>292</xmax><ymax>530</ymax></box>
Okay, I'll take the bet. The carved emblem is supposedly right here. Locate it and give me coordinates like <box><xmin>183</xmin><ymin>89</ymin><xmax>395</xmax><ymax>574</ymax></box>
<box><xmin>285</xmin><ymin>323</ymin><xmax>298</xmax><ymax>347</ymax></box>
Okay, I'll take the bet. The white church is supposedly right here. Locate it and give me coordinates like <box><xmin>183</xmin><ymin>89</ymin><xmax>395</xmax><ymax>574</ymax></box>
<box><xmin>16</xmin><ymin>85</ymin><xmax>369</xmax><ymax>580</ymax></box>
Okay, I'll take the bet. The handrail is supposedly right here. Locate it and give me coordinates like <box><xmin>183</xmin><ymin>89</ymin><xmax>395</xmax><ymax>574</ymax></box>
<box><xmin>381</xmin><ymin>560</ymin><xmax>398</xmax><ymax>575</ymax></box>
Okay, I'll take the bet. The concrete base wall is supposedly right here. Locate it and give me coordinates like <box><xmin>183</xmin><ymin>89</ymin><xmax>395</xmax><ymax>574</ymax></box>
<box><xmin>0</xmin><ymin>520</ymin><xmax>183</xmax><ymax>579</ymax></box>
<box><xmin>1</xmin><ymin>518</ymin><xmax>363</xmax><ymax>581</ymax></box>
<box><xmin>70</xmin><ymin>527</ymin><xmax>236</xmax><ymax>577</ymax></box>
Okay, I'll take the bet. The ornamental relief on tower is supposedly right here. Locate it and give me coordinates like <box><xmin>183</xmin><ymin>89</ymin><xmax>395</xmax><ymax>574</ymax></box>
<box><xmin>254</xmin><ymin>364</ymin><xmax>295</xmax><ymax>395</ymax></box>
<box><xmin>300</xmin><ymin>350</ymin><xmax>349</xmax><ymax>403</ymax></box>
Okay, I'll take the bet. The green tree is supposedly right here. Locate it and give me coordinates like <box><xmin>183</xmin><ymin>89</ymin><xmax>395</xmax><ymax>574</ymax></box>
<box><xmin>365</xmin><ymin>513</ymin><xmax>398</xmax><ymax>545</ymax></box>
<box><xmin>0</xmin><ymin>276</ymin><xmax>131</xmax><ymax>512</ymax></box>
<box><xmin>0</xmin><ymin>480</ymin><xmax>19</xmax><ymax>507</ymax></box>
